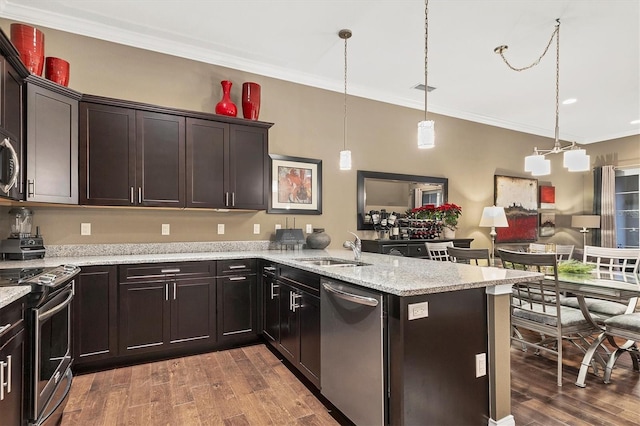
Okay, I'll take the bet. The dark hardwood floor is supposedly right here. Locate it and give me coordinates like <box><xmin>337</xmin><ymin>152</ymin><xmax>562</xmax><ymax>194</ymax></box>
<box><xmin>62</xmin><ymin>341</ymin><xmax>640</xmax><ymax>425</ymax></box>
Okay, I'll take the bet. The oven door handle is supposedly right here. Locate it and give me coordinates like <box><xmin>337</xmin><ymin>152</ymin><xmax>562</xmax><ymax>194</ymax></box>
<box><xmin>39</xmin><ymin>288</ymin><xmax>74</xmax><ymax>322</ymax></box>
<box><xmin>0</xmin><ymin>138</ymin><xmax>19</xmax><ymax>194</ymax></box>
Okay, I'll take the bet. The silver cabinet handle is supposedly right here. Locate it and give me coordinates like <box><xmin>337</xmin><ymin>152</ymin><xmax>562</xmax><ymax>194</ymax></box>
<box><xmin>0</xmin><ymin>138</ymin><xmax>19</xmax><ymax>194</ymax></box>
<box><xmin>225</xmin><ymin>192</ymin><xmax>230</xmax><ymax>206</ymax></box>
<box><xmin>130</xmin><ymin>187</ymin><xmax>134</xmax><ymax>204</ymax></box>
<box><xmin>5</xmin><ymin>355</ymin><xmax>10</xmax><ymax>394</ymax></box>
<box><xmin>263</xmin><ymin>266</ymin><xmax>276</xmax><ymax>272</ymax></box>
<box><xmin>228</xmin><ymin>265</ymin><xmax>247</xmax><ymax>270</ymax></box>
<box><xmin>270</xmin><ymin>283</ymin><xmax>279</xmax><ymax>300</ymax></box>
<box><xmin>27</xmin><ymin>180</ymin><xmax>34</xmax><ymax>198</ymax></box>
<box><xmin>0</xmin><ymin>324</ymin><xmax>10</xmax><ymax>334</ymax></box>
<box><xmin>165</xmin><ymin>283</ymin><xmax>168</xmax><ymax>301</ymax></box>
<box><xmin>322</xmin><ymin>283</ymin><xmax>379</xmax><ymax>307</ymax></box>
<box><xmin>0</xmin><ymin>358</ymin><xmax>4</xmax><ymax>401</ymax></box>
<box><xmin>138</xmin><ymin>187</ymin><xmax>142</xmax><ymax>204</ymax></box>
<box><xmin>228</xmin><ymin>276</ymin><xmax>247</xmax><ymax>281</ymax></box>
<box><xmin>173</xmin><ymin>282</ymin><xmax>176</xmax><ymax>300</ymax></box>
<box><xmin>291</xmin><ymin>293</ymin><xmax>302</xmax><ymax>312</ymax></box>
<box><xmin>231</xmin><ymin>192</ymin><xmax>235</xmax><ymax>207</ymax></box>
<box><xmin>161</xmin><ymin>268</ymin><xmax>181</xmax><ymax>274</ymax></box>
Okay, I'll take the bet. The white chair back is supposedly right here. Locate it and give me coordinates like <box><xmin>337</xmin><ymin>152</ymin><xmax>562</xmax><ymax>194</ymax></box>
<box><xmin>583</xmin><ymin>246</ymin><xmax>640</xmax><ymax>274</ymax></box>
<box><xmin>425</xmin><ymin>241</ymin><xmax>454</xmax><ymax>261</ymax></box>
<box><xmin>529</xmin><ymin>243</ymin><xmax>546</xmax><ymax>253</ymax></box>
<box><xmin>555</xmin><ymin>244</ymin><xmax>575</xmax><ymax>261</ymax></box>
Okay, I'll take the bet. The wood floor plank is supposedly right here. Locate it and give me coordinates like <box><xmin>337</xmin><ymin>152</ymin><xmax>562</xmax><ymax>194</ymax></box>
<box><xmin>64</xmin><ymin>372</ymin><xmax>95</xmax><ymax>412</ymax></box>
<box><xmin>128</xmin><ymin>362</ymin><xmax>152</xmax><ymax>408</ymax></box>
<box><xmin>149</xmin><ymin>380</ymin><xmax>176</xmax><ymax>426</ymax></box>
<box><xmin>101</xmin><ymin>387</ymin><xmax>129</xmax><ymax>426</ymax></box>
<box><xmin>191</xmin><ymin>384</ymin><xmax>224</xmax><ymax>425</ymax></box>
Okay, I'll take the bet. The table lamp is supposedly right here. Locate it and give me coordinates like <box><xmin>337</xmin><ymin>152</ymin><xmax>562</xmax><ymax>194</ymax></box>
<box><xmin>571</xmin><ymin>215</ymin><xmax>600</xmax><ymax>247</ymax></box>
<box><xmin>479</xmin><ymin>205</ymin><xmax>509</xmax><ymax>266</ymax></box>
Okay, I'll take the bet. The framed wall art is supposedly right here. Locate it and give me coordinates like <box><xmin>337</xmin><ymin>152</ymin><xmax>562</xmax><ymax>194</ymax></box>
<box><xmin>539</xmin><ymin>212</ymin><xmax>556</xmax><ymax>237</ymax></box>
<box><xmin>268</xmin><ymin>154</ymin><xmax>322</xmax><ymax>214</ymax></box>
<box><xmin>494</xmin><ymin>175</ymin><xmax>538</xmax><ymax>242</ymax></box>
<box><xmin>539</xmin><ymin>185</ymin><xmax>556</xmax><ymax>209</ymax></box>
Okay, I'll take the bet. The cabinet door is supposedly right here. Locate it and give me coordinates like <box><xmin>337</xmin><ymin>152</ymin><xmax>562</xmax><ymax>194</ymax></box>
<box><xmin>217</xmin><ymin>274</ymin><xmax>257</xmax><ymax>342</ymax></box>
<box><xmin>298</xmin><ymin>292</ymin><xmax>321</xmax><ymax>388</ymax></box>
<box><xmin>262</xmin><ymin>273</ymin><xmax>280</xmax><ymax>343</ymax></box>
<box><xmin>136</xmin><ymin>110</ymin><xmax>185</xmax><ymax>207</ymax></box>
<box><xmin>119</xmin><ymin>281</ymin><xmax>169</xmax><ymax>355</ymax></box>
<box><xmin>79</xmin><ymin>102</ymin><xmax>136</xmax><ymax>205</ymax></box>
<box><xmin>185</xmin><ymin>117</ymin><xmax>227</xmax><ymax>208</ymax></box>
<box><xmin>0</xmin><ymin>328</ymin><xmax>25</xmax><ymax>426</ymax></box>
<box><xmin>278</xmin><ymin>283</ymin><xmax>298</xmax><ymax>364</ymax></box>
<box><xmin>1</xmin><ymin>60</ymin><xmax>24</xmax><ymax>201</ymax></box>
<box><xmin>26</xmin><ymin>82</ymin><xmax>78</xmax><ymax>203</ymax></box>
<box><xmin>73</xmin><ymin>265</ymin><xmax>118</xmax><ymax>366</ymax></box>
<box><xmin>228</xmin><ymin>125</ymin><xmax>268</xmax><ymax>209</ymax></box>
<box><xmin>170</xmin><ymin>277</ymin><xmax>216</xmax><ymax>345</ymax></box>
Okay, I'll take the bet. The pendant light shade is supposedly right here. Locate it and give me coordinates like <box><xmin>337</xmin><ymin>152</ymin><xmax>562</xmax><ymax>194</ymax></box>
<box><xmin>339</xmin><ymin>150</ymin><xmax>352</xmax><ymax>170</ymax></box>
<box><xmin>563</xmin><ymin>148</ymin><xmax>590</xmax><ymax>171</ymax></box>
<box><xmin>418</xmin><ymin>120</ymin><xmax>435</xmax><ymax>149</ymax></box>
<box><xmin>524</xmin><ymin>153</ymin><xmax>550</xmax><ymax>176</ymax></box>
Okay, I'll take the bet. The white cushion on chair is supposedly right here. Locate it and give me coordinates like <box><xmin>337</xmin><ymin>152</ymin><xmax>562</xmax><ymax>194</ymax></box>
<box><xmin>560</xmin><ymin>296</ymin><xmax>629</xmax><ymax>317</ymax></box>
<box><xmin>513</xmin><ymin>304</ymin><xmax>601</xmax><ymax>327</ymax></box>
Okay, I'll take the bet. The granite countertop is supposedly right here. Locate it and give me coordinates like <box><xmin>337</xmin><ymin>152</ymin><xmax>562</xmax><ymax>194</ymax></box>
<box><xmin>0</xmin><ymin>243</ymin><xmax>541</xmax><ymax>303</ymax></box>
<box><xmin>0</xmin><ymin>285</ymin><xmax>30</xmax><ymax>310</ymax></box>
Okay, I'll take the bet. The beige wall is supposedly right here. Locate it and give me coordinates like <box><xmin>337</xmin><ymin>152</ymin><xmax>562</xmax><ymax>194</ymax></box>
<box><xmin>1</xmin><ymin>19</ymin><xmax>639</xmax><ymax>249</ymax></box>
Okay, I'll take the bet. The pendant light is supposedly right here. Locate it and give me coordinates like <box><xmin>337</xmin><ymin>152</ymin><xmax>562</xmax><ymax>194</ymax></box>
<box><xmin>339</xmin><ymin>29</ymin><xmax>352</xmax><ymax>170</ymax></box>
<box><xmin>417</xmin><ymin>0</ymin><xmax>435</xmax><ymax>149</ymax></box>
<box><xmin>495</xmin><ymin>19</ymin><xmax>590</xmax><ymax>176</ymax></box>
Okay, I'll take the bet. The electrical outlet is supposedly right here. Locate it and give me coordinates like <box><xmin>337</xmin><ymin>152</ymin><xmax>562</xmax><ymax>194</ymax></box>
<box><xmin>475</xmin><ymin>353</ymin><xmax>487</xmax><ymax>378</ymax></box>
<box><xmin>275</xmin><ymin>224</ymin><xmax>282</xmax><ymax>231</ymax></box>
<box><xmin>80</xmin><ymin>223</ymin><xmax>91</xmax><ymax>236</ymax></box>
<box><xmin>407</xmin><ymin>301</ymin><xmax>429</xmax><ymax>320</ymax></box>
<box><xmin>306</xmin><ymin>224</ymin><xmax>313</xmax><ymax>233</ymax></box>
<box><xmin>217</xmin><ymin>224</ymin><xmax>225</xmax><ymax>235</ymax></box>
<box><xmin>253</xmin><ymin>224</ymin><xmax>260</xmax><ymax>234</ymax></box>
<box><xmin>161</xmin><ymin>224</ymin><xmax>170</xmax><ymax>235</ymax></box>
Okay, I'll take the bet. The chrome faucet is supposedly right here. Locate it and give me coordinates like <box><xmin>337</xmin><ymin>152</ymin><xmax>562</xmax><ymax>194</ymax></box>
<box><xmin>343</xmin><ymin>232</ymin><xmax>362</xmax><ymax>261</ymax></box>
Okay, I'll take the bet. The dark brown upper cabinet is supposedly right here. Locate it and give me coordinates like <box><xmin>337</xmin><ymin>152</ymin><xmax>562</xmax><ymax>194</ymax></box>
<box><xmin>80</xmin><ymin>95</ymin><xmax>271</xmax><ymax>209</ymax></box>
<box><xmin>25</xmin><ymin>76</ymin><xmax>80</xmax><ymax>204</ymax></box>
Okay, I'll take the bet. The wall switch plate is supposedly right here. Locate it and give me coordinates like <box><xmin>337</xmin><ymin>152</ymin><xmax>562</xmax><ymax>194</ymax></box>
<box><xmin>275</xmin><ymin>224</ymin><xmax>282</xmax><ymax>231</ymax></box>
<box><xmin>217</xmin><ymin>224</ymin><xmax>225</xmax><ymax>234</ymax></box>
<box><xmin>407</xmin><ymin>301</ymin><xmax>429</xmax><ymax>320</ymax></box>
<box><xmin>161</xmin><ymin>224</ymin><xmax>170</xmax><ymax>235</ymax></box>
<box><xmin>305</xmin><ymin>224</ymin><xmax>313</xmax><ymax>233</ymax></box>
<box><xmin>80</xmin><ymin>223</ymin><xmax>91</xmax><ymax>236</ymax></box>
<box><xmin>253</xmin><ymin>224</ymin><xmax>260</xmax><ymax>234</ymax></box>
<box><xmin>475</xmin><ymin>353</ymin><xmax>487</xmax><ymax>378</ymax></box>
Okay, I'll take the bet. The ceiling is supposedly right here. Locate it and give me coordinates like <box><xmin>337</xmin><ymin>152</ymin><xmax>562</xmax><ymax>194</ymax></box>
<box><xmin>2</xmin><ymin>0</ymin><xmax>639</xmax><ymax>145</ymax></box>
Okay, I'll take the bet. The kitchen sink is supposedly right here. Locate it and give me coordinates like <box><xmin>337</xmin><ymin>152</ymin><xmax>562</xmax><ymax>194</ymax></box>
<box><xmin>295</xmin><ymin>258</ymin><xmax>371</xmax><ymax>267</ymax></box>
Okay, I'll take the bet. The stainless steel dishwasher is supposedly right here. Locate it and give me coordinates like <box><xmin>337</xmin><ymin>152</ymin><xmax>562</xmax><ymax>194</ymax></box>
<box><xmin>320</xmin><ymin>278</ymin><xmax>385</xmax><ymax>426</ymax></box>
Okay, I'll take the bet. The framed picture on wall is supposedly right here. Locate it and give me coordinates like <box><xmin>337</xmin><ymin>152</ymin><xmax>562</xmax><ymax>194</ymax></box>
<box><xmin>539</xmin><ymin>185</ymin><xmax>556</xmax><ymax>209</ymax></box>
<box><xmin>539</xmin><ymin>212</ymin><xmax>556</xmax><ymax>237</ymax></box>
<box><xmin>494</xmin><ymin>175</ymin><xmax>538</xmax><ymax>242</ymax></box>
<box><xmin>267</xmin><ymin>154</ymin><xmax>322</xmax><ymax>214</ymax></box>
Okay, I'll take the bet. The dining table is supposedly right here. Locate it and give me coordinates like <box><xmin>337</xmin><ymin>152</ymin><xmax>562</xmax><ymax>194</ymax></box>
<box><xmin>552</xmin><ymin>270</ymin><xmax>640</xmax><ymax>387</ymax></box>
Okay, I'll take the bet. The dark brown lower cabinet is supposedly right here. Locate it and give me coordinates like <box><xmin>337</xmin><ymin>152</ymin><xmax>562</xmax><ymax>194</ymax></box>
<box><xmin>119</xmin><ymin>277</ymin><xmax>216</xmax><ymax>356</ymax></box>
<box><xmin>0</xmin><ymin>316</ymin><xmax>25</xmax><ymax>426</ymax></box>
<box><xmin>216</xmin><ymin>275</ymin><xmax>257</xmax><ymax>342</ymax></box>
<box><xmin>73</xmin><ymin>265</ymin><xmax>118</xmax><ymax>366</ymax></box>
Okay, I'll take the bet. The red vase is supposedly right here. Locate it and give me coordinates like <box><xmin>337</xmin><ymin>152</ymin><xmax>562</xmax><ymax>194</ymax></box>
<box><xmin>215</xmin><ymin>80</ymin><xmax>237</xmax><ymax>117</ymax></box>
<box><xmin>242</xmin><ymin>82</ymin><xmax>261</xmax><ymax>120</ymax></box>
<box><xmin>10</xmin><ymin>23</ymin><xmax>45</xmax><ymax>76</ymax></box>
<box><xmin>45</xmin><ymin>57</ymin><xmax>70</xmax><ymax>86</ymax></box>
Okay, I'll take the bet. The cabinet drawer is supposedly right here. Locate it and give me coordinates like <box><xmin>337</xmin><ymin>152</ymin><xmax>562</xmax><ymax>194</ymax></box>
<box><xmin>380</xmin><ymin>244</ymin><xmax>409</xmax><ymax>256</ymax></box>
<box><xmin>277</xmin><ymin>265</ymin><xmax>320</xmax><ymax>296</ymax></box>
<box><xmin>217</xmin><ymin>259</ymin><xmax>256</xmax><ymax>276</ymax></box>
<box><xmin>119</xmin><ymin>261</ymin><xmax>215</xmax><ymax>282</ymax></box>
<box><xmin>0</xmin><ymin>297</ymin><xmax>25</xmax><ymax>341</ymax></box>
<box><xmin>408</xmin><ymin>243</ymin><xmax>428</xmax><ymax>258</ymax></box>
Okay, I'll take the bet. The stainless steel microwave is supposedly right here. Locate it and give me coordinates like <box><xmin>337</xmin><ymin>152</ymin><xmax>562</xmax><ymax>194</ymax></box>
<box><xmin>0</xmin><ymin>128</ymin><xmax>21</xmax><ymax>200</ymax></box>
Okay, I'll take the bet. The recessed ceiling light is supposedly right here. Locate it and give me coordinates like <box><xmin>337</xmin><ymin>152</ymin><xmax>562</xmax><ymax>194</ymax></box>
<box><xmin>631</xmin><ymin>119</ymin><xmax>640</xmax><ymax>125</ymax></box>
<box><xmin>562</xmin><ymin>98</ymin><xmax>577</xmax><ymax>105</ymax></box>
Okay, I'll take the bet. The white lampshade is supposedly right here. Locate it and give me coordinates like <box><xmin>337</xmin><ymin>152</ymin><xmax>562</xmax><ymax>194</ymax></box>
<box><xmin>563</xmin><ymin>149</ymin><xmax>590</xmax><ymax>172</ymax></box>
<box><xmin>339</xmin><ymin>150</ymin><xmax>352</xmax><ymax>170</ymax></box>
<box><xmin>479</xmin><ymin>206</ymin><xmax>509</xmax><ymax>228</ymax></box>
<box><xmin>571</xmin><ymin>215</ymin><xmax>600</xmax><ymax>229</ymax></box>
<box><xmin>524</xmin><ymin>153</ymin><xmax>550</xmax><ymax>176</ymax></box>
<box><xmin>417</xmin><ymin>120</ymin><xmax>435</xmax><ymax>149</ymax></box>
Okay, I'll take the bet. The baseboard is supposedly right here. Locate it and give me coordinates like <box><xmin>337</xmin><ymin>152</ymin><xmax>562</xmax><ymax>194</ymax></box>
<box><xmin>489</xmin><ymin>414</ymin><xmax>515</xmax><ymax>426</ymax></box>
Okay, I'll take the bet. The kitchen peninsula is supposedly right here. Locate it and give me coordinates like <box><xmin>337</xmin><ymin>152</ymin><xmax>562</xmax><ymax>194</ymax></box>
<box><xmin>0</xmin><ymin>243</ymin><xmax>538</xmax><ymax>425</ymax></box>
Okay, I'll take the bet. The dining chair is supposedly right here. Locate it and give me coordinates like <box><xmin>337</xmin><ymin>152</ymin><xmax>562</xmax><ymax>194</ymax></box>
<box><xmin>425</xmin><ymin>241</ymin><xmax>454</xmax><ymax>261</ymax></box>
<box><xmin>601</xmin><ymin>312</ymin><xmax>640</xmax><ymax>384</ymax></box>
<box><xmin>583</xmin><ymin>246</ymin><xmax>640</xmax><ymax>273</ymax></box>
<box><xmin>528</xmin><ymin>243</ymin><xmax>547</xmax><ymax>253</ymax></box>
<box><xmin>554</xmin><ymin>244</ymin><xmax>575</xmax><ymax>261</ymax></box>
<box><xmin>447</xmin><ymin>246</ymin><xmax>490</xmax><ymax>266</ymax></box>
<box><xmin>497</xmin><ymin>249</ymin><xmax>602</xmax><ymax>386</ymax></box>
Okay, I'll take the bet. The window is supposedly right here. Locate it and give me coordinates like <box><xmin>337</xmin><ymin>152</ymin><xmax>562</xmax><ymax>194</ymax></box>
<box><xmin>615</xmin><ymin>168</ymin><xmax>639</xmax><ymax>248</ymax></box>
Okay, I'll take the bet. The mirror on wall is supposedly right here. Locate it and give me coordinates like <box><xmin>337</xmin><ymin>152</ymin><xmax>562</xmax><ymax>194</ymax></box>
<box><xmin>357</xmin><ymin>170</ymin><xmax>448</xmax><ymax>230</ymax></box>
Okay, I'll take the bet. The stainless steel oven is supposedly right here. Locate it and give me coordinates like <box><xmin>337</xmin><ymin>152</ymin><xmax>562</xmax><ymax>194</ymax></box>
<box><xmin>0</xmin><ymin>129</ymin><xmax>21</xmax><ymax>200</ymax></box>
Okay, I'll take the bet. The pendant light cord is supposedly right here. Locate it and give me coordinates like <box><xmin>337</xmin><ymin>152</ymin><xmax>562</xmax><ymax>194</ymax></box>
<box><xmin>424</xmin><ymin>0</ymin><xmax>429</xmax><ymax>121</ymax></box>
<box><xmin>344</xmin><ymin>32</ymin><xmax>348</xmax><ymax>151</ymax></box>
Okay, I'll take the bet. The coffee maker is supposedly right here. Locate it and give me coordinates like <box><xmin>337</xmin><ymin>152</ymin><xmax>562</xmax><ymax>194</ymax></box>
<box><xmin>1</xmin><ymin>207</ymin><xmax>46</xmax><ymax>260</ymax></box>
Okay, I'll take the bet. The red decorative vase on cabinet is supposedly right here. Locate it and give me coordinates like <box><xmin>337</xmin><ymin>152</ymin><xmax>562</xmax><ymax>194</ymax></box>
<box><xmin>45</xmin><ymin>57</ymin><xmax>70</xmax><ymax>86</ymax></box>
<box><xmin>242</xmin><ymin>82</ymin><xmax>261</xmax><ymax>120</ymax></box>
<box><xmin>10</xmin><ymin>23</ymin><xmax>45</xmax><ymax>75</ymax></box>
<box><xmin>215</xmin><ymin>80</ymin><xmax>237</xmax><ymax>117</ymax></box>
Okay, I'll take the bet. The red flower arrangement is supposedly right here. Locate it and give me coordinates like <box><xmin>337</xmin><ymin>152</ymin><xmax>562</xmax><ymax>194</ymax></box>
<box><xmin>408</xmin><ymin>203</ymin><xmax>462</xmax><ymax>230</ymax></box>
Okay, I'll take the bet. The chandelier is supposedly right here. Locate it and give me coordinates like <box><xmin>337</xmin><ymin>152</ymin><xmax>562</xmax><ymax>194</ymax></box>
<box><xmin>494</xmin><ymin>19</ymin><xmax>590</xmax><ymax>176</ymax></box>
